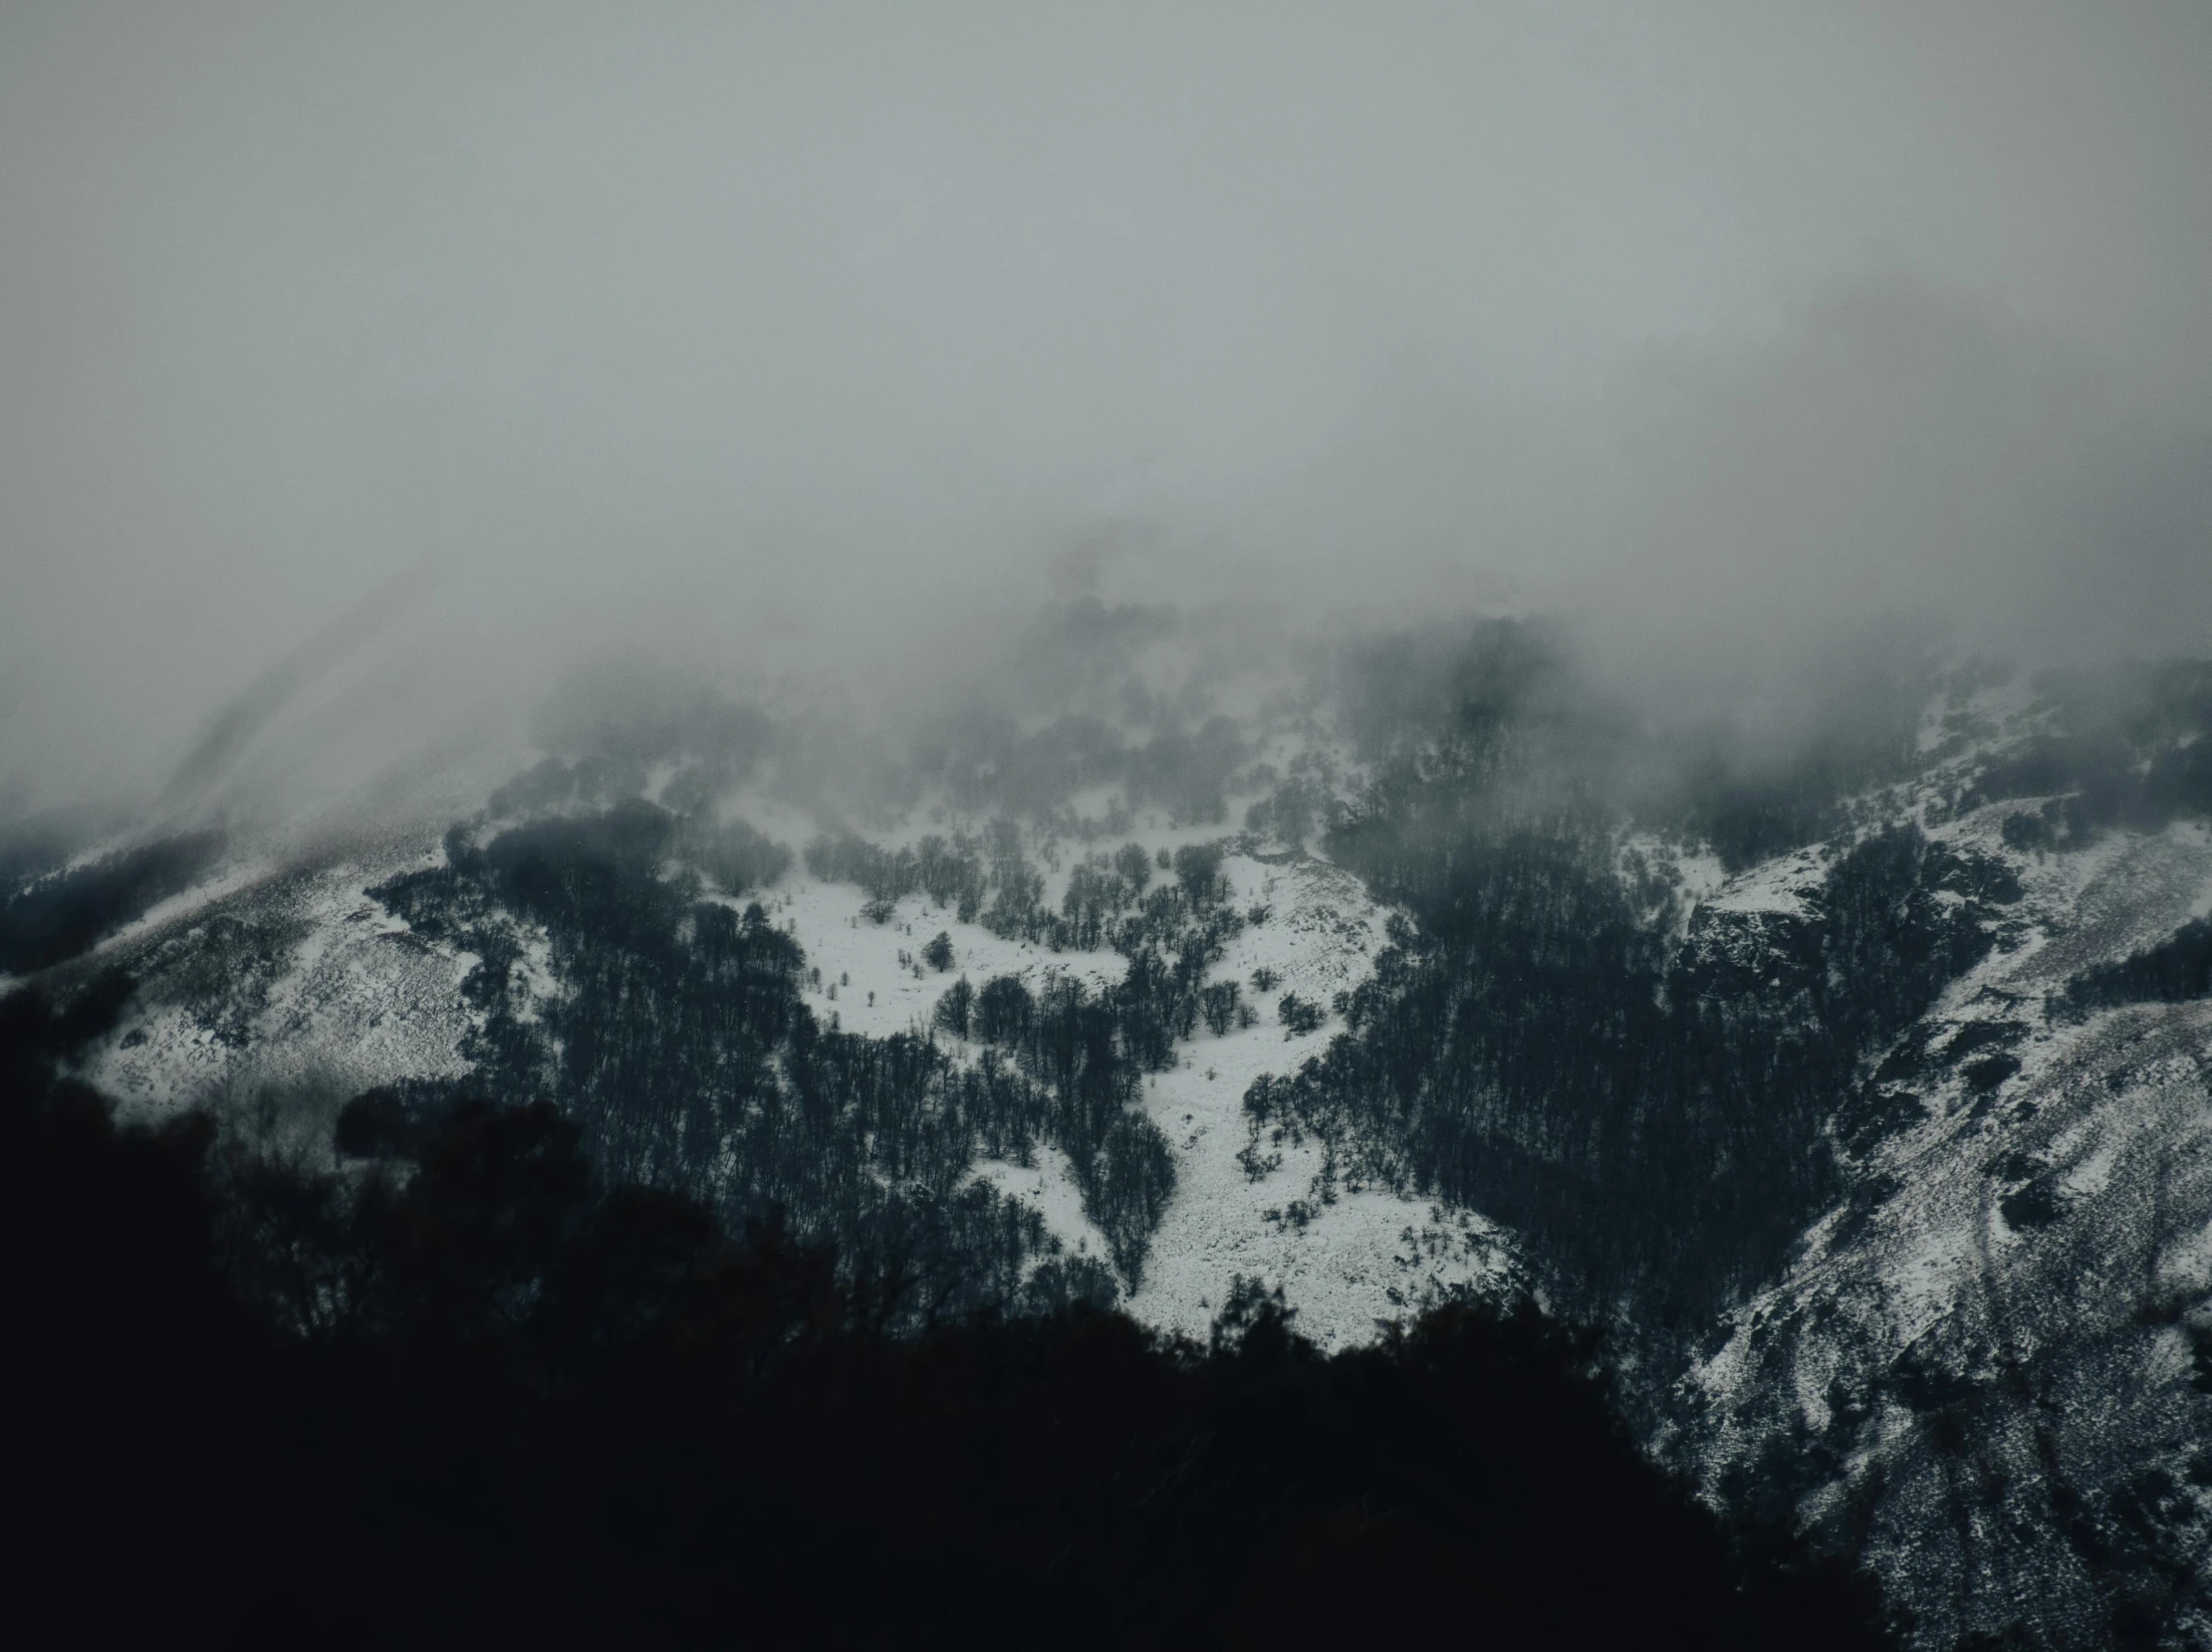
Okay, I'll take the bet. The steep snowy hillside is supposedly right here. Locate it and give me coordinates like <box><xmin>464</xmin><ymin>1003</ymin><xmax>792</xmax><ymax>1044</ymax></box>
<box><xmin>68</xmin><ymin>833</ymin><xmax>481</xmax><ymax>1115</ymax></box>
<box><xmin>1681</xmin><ymin>814</ymin><xmax>2212</xmax><ymax>1651</ymax></box>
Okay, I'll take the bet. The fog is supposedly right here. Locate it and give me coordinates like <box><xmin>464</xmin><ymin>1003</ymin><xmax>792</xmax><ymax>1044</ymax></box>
<box><xmin>3</xmin><ymin>1</ymin><xmax>2209</xmax><ymax>821</ymax></box>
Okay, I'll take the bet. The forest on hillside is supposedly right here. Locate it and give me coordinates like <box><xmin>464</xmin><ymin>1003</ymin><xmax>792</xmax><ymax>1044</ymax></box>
<box><xmin>2</xmin><ymin>973</ymin><xmax>1896</xmax><ymax>1647</ymax></box>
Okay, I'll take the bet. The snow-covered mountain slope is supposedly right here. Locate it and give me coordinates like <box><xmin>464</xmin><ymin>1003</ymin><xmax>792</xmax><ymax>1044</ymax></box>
<box><xmin>42</xmin><ymin>806</ymin><xmax>1510</xmax><ymax>1349</ymax></box>
<box><xmin>767</xmin><ymin>844</ymin><xmax>1516</xmax><ymax>1346</ymax></box>
<box><xmin>1120</xmin><ymin>852</ymin><xmax>1514</xmax><ymax>1348</ymax></box>
<box><xmin>16</xmin><ymin>630</ymin><xmax>2211</xmax><ymax>1644</ymax></box>
<box><xmin>75</xmin><ymin>833</ymin><xmax>481</xmax><ymax>1115</ymax></box>
<box><xmin>1678</xmin><ymin>814</ymin><xmax>2212</xmax><ymax>1651</ymax></box>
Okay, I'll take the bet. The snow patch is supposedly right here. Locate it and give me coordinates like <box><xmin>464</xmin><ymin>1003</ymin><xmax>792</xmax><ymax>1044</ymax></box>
<box><xmin>1126</xmin><ymin>853</ymin><xmax>1516</xmax><ymax>1350</ymax></box>
<box><xmin>970</xmin><ymin>1145</ymin><xmax>1109</xmax><ymax>1263</ymax></box>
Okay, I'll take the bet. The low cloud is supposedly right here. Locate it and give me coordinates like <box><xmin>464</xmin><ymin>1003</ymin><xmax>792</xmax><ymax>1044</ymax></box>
<box><xmin>1</xmin><ymin>3</ymin><xmax>2205</xmax><ymax>825</ymax></box>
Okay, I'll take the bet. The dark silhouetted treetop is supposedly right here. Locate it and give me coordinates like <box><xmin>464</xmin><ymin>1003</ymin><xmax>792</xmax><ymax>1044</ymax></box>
<box><xmin>1</xmin><ymin>992</ymin><xmax>1902</xmax><ymax>1649</ymax></box>
<box><xmin>1962</xmin><ymin>659</ymin><xmax>2212</xmax><ymax>847</ymax></box>
<box><xmin>0</xmin><ymin>830</ymin><xmax>225</xmax><ymax>975</ymax></box>
<box><xmin>932</xmin><ymin>976</ymin><xmax>974</xmax><ymax>1038</ymax></box>
<box><xmin>1276</xmin><ymin>992</ymin><xmax>1324</xmax><ymax>1037</ymax></box>
<box><xmin>372</xmin><ymin>805</ymin><xmax>1176</xmax><ymax>1305</ymax></box>
<box><xmin>2065</xmin><ymin>917</ymin><xmax>2212</xmax><ymax>1011</ymax></box>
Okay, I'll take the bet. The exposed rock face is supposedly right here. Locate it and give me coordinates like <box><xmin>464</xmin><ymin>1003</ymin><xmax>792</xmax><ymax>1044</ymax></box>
<box><xmin>1680</xmin><ymin>902</ymin><xmax>1819</xmax><ymax>984</ymax></box>
<box><xmin>1679</xmin><ymin>821</ymin><xmax>2212</xmax><ymax>1650</ymax></box>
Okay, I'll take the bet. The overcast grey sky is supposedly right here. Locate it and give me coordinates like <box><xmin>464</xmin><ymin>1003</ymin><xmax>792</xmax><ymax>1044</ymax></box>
<box><xmin>3</xmin><ymin>1</ymin><xmax>2209</xmax><ymax>812</ymax></box>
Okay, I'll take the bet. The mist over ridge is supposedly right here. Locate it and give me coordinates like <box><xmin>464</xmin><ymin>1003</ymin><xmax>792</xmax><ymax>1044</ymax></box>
<box><xmin>3</xmin><ymin>2</ymin><xmax>2210</xmax><ymax>825</ymax></box>
<box><xmin>11</xmin><ymin>15</ymin><xmax>2212</xmax><ymax>1640</ymax></box>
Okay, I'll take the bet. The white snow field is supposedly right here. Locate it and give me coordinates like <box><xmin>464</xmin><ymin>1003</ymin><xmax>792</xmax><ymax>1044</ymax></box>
<box><xmin>768</xmin><ymin>843</ymin><xmax>1520</xmax><ymax>1349</ymax></box>
<box><xmin>1122</xmin><ymin>853</ymin><xmax>1516</xmax><ymax>1349</ymax></box>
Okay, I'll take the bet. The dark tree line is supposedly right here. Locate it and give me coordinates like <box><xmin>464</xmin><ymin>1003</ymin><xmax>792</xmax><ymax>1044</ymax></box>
<box><xmin>2065</xmin><ymin>918</ymin><xmax>2212</xmax><ymax>1012</ymax></box>
<box><xmin>1250</xmin><ymin>817</ymin><xmax>2013</xmax><ymax>1329</ymax></box>
<box><xmin>1327</xmin><ymin>615</ymin><xmax>1937</xmax><ymax>874</ymax></box>
<box><xmin>0</xmin><ymin>828</ymin><xmax>225</xmax><ymax>975</ymax></box>
<box><xmin>374</xmin><ymin>799</ymin><xmax>1173</xmax><ymax>1301</ymax></box>
<box><xmin>807</xmin><ymin>826</ymin><xmax>1237</xmax><ymax>959</ymax></box>
<box><xmin>806</xmin><ymin>827</ymin><xmax>998</xmax><ymax>922</ymax></box>
<box><xmin>3</xmin><ymin>979</ymin><xmax>1899</xmax><ymax>1647</ymax></box>
<box><xmin>805</xmin><ymin>824</ymin><xmax>1286</xmax><ymax>1282</ymax></box>
<box><xmin>931</xmin><ymin>966</ymin><xmax>1178</xmax><ymax>1281</ymax></box>
<box><xmin>1232</xmin><ymin>619</ymin><xmax>2036</xmax><ymax>1333</ymax></box>
<box><xmin>1965</xmin><ymin>660</ymin><xmax>2212</xmax><ymax>852</ymax></box>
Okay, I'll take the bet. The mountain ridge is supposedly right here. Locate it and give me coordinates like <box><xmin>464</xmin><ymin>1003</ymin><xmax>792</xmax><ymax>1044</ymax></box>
<box><xmin>10</xmin><ymin>623</ymin><xmax>2212</xmax><ymax>1644</ymax></box>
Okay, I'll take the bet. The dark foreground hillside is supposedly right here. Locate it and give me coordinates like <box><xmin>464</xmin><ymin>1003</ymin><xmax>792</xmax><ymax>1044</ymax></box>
<box><xmin>3</xmin><ymin>977</ymin><xmax>1894</xmax><ymax>1649</ymax></box>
